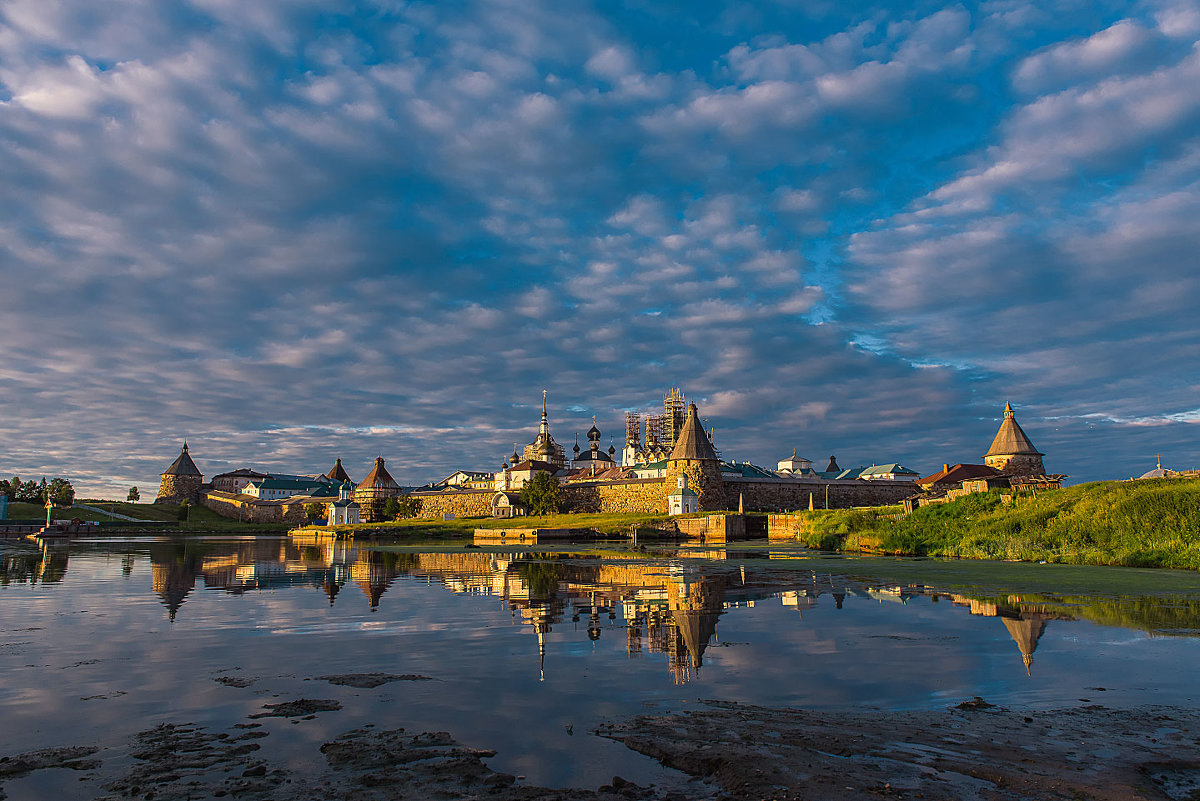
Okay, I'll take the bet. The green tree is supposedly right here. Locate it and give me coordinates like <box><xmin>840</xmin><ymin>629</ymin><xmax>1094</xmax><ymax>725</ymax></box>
<box><xmin>382</xmin><ymin>496</ymin><xmax>402</xmax><ymax>520</ymax></box>
<box><xmin>395</xmin><ymin>495</ymin><xmax>421</xmax><ymax>519</ymax></box>
<box><xmin>0</xmin><ymin>478</ymin><xmax>10</xmax><ymax>498</ymax></box>
<box><xmin>10</xmin><ymin>477</ymin><xmax>39</xmax><ymax>503</ymax></box>
<box><xmin>304</xmin><ymin>502</ymin><xmax>325</xmax><ymax>522</ymax></box>
<box><xmin>48</xmin><ymin>478</ymin><xmax>74</xmax><ymax>505</ymax></box>
<box><xmin>127</xmin><ymin>486</ymin><xmax>140</xmax><ymax>502</ymax></box>
<box><xmin>518</xmin><ymin>472</ymin><xmax>561</xmax><ymax>516</ymax></box>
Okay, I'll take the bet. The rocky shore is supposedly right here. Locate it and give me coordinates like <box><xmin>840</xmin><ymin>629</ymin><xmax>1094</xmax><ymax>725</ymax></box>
<box><xmin>3</xmin><ymin>689</ymin><xmax>1199</xmax><ymax>801</ymax></box>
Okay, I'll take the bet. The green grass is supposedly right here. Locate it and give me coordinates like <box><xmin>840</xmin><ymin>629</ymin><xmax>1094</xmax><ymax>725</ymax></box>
<box><xmin>793</xmin><ymin>478</ymin><xmax>1200</xmax><ymax>569</ymax></box>
<box><xmin>5</xmin><ymin>501</ymin><xmax>288</xmax><ymax>532</ymax></box>
<box><xmin>306</xmin><ymin>510</ymin><xmax>676</xmax><ymax>538</ymax></box>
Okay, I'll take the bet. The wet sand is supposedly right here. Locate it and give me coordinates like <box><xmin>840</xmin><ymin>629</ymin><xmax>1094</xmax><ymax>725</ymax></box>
<box><xmin>4</xmin><ymin>683</ymin><xmax>1199</xmax><ymax>801</ymax></box>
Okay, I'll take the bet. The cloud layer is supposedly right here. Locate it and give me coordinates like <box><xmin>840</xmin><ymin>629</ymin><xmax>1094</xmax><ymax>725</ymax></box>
<box><xmin>1</xmin><ymin>0</ymin><xmax>1197</xmax><ymax>495</ymax></box>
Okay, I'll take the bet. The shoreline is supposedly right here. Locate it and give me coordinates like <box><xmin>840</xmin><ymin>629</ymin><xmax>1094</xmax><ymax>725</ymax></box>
<box><xmin>4</xmin><ymin>699</ymin><xmax>1196</xmax><ymax>800</ymax></box>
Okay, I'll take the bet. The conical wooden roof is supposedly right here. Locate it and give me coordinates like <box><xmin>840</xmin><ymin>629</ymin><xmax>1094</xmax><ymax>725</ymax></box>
<box><xmin>162</xmin><ymin>442</ymin><xmax>202</xmax><ymax>477</ymax></box>
<box><xmin>359</xmin><ymin>457</ymin><xmax>399</xmax><ymax>489</ymax></box>
<box><xmin>326</xmin><ymin>458</ymin><xmax>352</xmax><ymax>483</ymax></box>
<box><xmin>1001</xmin><ymin>614</ymin><xmax>1048</xmax><ymax>675</ymax></box>
<box><xmin>985</xmin><ymin>402</ymin><xmax>1043</xmax><ymax>457</ymax></box>
<box><xmin>669</xmin><ymin>403</ymin><xmax>719</xmax><ymax>461</ymax></box>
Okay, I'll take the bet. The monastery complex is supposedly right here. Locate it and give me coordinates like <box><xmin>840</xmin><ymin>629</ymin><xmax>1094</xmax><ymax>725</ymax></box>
<box><xmin>155</xmin><ymin>388</ymin><xmax>1063</xmax><ymax>526</ymax></box>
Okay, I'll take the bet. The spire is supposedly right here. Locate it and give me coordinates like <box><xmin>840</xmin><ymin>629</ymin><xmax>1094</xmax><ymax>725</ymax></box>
<box><xmin>162</xmin><ymin>442</ymin><xmax>202</xmax><ymax>477</ymax></box>
<box><xmin>540</xmin><ymin>390</ymin><xmax>549</xmax><ymax>436</ymax></box>
<box><xmin>668</xmin><ymin>403</ymin><xmax>719</xmax><ymax>461</ymax></box>
<box><xmin>985</xmin><ymin>402</ymin><xmax>1043</xmax><ymax>457</ymax></box>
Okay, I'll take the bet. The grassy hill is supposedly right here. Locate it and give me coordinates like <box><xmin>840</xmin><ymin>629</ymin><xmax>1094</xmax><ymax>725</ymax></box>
<box><xmin>5</xmin><ymin>500</ymin><xmax>287</xmax><ymax>531</ymax></box>
<box><xmin>798</xmin><ymin>478</ymin><xmax>1200</xmax><ymax>569</ymax></box>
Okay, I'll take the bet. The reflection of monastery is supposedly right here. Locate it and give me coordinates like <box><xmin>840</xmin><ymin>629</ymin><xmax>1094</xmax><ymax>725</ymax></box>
<box><xmin>140</xmin><ymin>538</ymin><xmax>1090</xmax><ymax>683</ymax></box>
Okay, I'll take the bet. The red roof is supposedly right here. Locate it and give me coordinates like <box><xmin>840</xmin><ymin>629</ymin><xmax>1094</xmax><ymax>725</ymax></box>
<box><xmin>917</xmin><ymin>463</ymin><xmax>1000</xmax><ymax>487</ymax></box>
<box><xmin>507</xmin><ymin>460</ymin><xmax>560</xmax><ymax>473</ymax></box>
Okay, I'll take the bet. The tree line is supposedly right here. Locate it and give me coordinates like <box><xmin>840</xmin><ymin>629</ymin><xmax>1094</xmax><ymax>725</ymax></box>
<box><xmin>0</xmin><ymin>476</ymin><xmax>76</xmax><ymax>505</ymax></box>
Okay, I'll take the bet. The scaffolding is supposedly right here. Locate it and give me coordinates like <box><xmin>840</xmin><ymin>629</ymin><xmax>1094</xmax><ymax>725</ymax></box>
<box><xmin>645</xmin><ymin>414</ymin><xmax>665</xmax><ymax>444</ymax></box>
<box><xmin>663</xmin><ymin>388</ymin><xmax>686</xmax><ymax>448</ymax></box>
<box><xmin>625</xmin><ymin>411</ymin><xmax>641</xmax><ymax>447</ymax></box>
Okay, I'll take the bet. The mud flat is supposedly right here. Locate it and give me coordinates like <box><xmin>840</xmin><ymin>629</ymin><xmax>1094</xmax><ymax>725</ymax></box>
<box><xmin>4</xmin><ymin>700</ymin><xmax>1200</xmax><ymax>800</ymax></box>
<box><xmin>602</xmin><ymin>700</ymin><xmax>1200</xmax><ymax>801</ymax></box>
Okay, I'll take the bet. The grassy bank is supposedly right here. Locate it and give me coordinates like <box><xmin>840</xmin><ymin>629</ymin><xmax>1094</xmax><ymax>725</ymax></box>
<box><xmin>309</xmin><ymin>511</ymin><xmax>676</xmax><ymax>538</ymax></box>
<box><xmin>797</xmin><ymin>478</ymin><xmax>1200</xmax><ymax>569</ymax></box>
<box><xmin>5</xmin><ymin>501</ymin><xmax>288</xmax><ymax>532</ymax></box>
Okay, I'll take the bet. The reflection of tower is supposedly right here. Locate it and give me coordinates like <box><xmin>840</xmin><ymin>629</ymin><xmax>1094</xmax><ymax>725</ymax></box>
<box><xmin>350</xmin><ymin>551</ymin><xmax>402</xmax><ymax>610</ymax></box>
<box><xmin>150</xmin><ymin>541</ymin><xmax>203</xmax><ymax>621</ymax></box>
<box><xmin>665</xmin><ymin>573</ymin><xmax>726</xmax><ymax>684</ymax></box>
<box><xmin>625</xmin><ymin>606</ymin><xmax>643</xmax><ymax>657</ymax></box>
<box><xmin>1001</xmin><ymin>614</ymin><xmax>1049</xmax><ymax>675</ymax></box>
<box><xmin>527</xmin><ymin>604</ymin><xmax>553</xmax><ymax>682</ymax></box>
<box><xmin>321</xmin><ymin>568</ymin><xmax>343</xmax><ymax>606</ymax></box>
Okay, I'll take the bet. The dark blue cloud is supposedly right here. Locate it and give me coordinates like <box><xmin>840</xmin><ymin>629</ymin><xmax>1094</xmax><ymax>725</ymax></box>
<box><xmin>1</xmin><ymin>0</ymin><xmax>1197</xmax><ymax>495</ymax></box>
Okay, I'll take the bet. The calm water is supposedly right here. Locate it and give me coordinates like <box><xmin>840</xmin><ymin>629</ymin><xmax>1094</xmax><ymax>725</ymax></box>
<box><xmin>2</xmin><ymin>535</ymin><xmax>1200</xmax><ymax>797</ymax></box>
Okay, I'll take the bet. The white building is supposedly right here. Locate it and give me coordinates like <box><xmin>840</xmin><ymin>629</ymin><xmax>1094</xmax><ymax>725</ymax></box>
<box><xmin>325</xmin><ymin>482</ymin><xmax>361</xmax><ymax>525</ymax></box>
<box><xmin>667</xmin><ymin>474</ymin><xmax>699</xmax><ymax>516</ymax></box>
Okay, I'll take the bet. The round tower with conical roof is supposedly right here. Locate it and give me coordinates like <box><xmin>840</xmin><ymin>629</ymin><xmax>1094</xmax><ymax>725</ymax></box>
<box><xmin>663</xmin><ymin>402</ymin><xmax>726</xmax><ymax>512</ymax></box>
<box><xmin>984</xmin><ymin>402</ymin><xmax>1046</xmax><ymax>477</ymax></box>
<box><xmin>353</xmin><ymin>457</ymin><xmax>401</xmax><ymax>522</ymax></box>
<box><xmin>156</xmin><ymin>442</ymin><xmax>204</xmax><ymax>505</ymax></box>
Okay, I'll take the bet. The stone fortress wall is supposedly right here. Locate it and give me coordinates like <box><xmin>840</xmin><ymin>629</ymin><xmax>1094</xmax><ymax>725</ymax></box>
<box><xmin>405</xmin><ymin>475</ymin><xmax>915</xmax><ymax>520</ymax></box>
<box><xmin>730</xmin><ymin>477</ymin><xmax>917</xmax><ymax>511</ymax></box>
<box><xmin>202</xmin><ymin>491</ymin><xmax>310</xmax><ymax>524</ymax></box>
<box><xmin>409</xmin><ymin>490</ymin><xmax>494</xmax><ymax>519</ymax></box>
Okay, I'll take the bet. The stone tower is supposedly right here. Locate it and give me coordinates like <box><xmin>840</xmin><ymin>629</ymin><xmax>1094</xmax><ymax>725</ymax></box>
<box><xmin>156</xmin><ymin>442</ymin><xmax>204</xmax><ymax>505</ymax></box>
<box><xmin>984</xmin><ymin>402</ymin><xmax>1046</xmax><ymax>477</ymax></box>
<box><xmin>354</xmin><ymin>457</ymin><xmax>401</xmax><ymax>522</ymax></box>
<box><xmin>664</xmin><ymin>402</ymin><xmax>726</xmax><ymax>512</ymax></box>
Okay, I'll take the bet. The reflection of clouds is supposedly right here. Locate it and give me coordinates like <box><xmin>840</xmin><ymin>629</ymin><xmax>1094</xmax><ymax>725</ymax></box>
<box><xmin>9</xmin><ymin>541</ymin><xmax>1200</xmax><ymax>791</ymax></box>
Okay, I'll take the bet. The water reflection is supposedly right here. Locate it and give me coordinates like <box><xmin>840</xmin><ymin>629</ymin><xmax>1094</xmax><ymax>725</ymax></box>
<box><xmin>0</xmin><ymin>543</ymin><xmax>68</xmax><ymax>586</ymax></box>
<box><xmin>7</xmin><ymin>537</ymin><xmax>1200</xmax><ymax>685</ymax></box>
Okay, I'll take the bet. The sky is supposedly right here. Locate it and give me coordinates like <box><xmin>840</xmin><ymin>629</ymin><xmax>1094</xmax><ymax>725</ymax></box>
<box><xmin>2</xmin><ymin>0</ymin><xmax>1199</xmax><ymax>497</ymax></box>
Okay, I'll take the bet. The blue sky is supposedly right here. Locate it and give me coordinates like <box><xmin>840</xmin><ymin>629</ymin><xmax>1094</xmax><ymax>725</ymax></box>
<box><xmin>2</xmin><ymin>0</ymin><xmax>1199</xmax><ymax>496</ymax></box>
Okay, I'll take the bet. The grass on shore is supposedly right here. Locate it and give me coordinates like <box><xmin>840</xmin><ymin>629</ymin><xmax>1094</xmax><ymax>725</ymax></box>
<box><xmin>307</xmin><ymin>510</ymin><xmax>678</xmax><ymax>538</ymax></box>
<box><xmin>6</xmin><ymin>501</ymin><xmax>288</xmax><ymax>532</ymax></box>
<box><xmin>797</xmin><ymin>478</ymin><xmax>1200</xmax><ymax>569</ymax></box>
